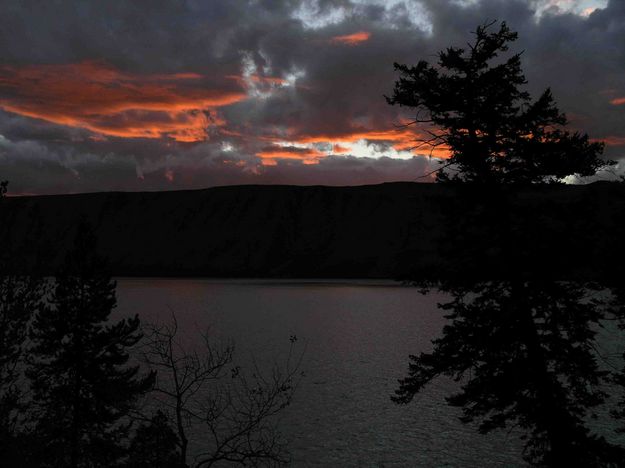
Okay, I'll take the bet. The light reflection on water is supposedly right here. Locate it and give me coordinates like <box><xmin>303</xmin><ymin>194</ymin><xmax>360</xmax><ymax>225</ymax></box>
<box><xmin>114</xmin><ymin>279</ymin><xmax>526</xmax><ymax>467</ymax></box>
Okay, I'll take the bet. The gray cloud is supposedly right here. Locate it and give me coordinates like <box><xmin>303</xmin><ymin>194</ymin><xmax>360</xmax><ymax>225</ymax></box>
<box><xmin>0</xmin><ymin>0</ymin><xmax>623</xmax><ymax>194</ymax></box>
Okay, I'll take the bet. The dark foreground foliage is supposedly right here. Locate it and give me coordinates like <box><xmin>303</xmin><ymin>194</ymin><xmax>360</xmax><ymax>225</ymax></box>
<box><xmin>125</xmin><ymin>411</ymin><xmax>186</xmax><ymax>468</ymax></box>
<box><xmin>394</xmin><ymin>280</ymin><xmax>625</xmax><ymax>466</ymax></box>
<box><xmin>25</xmin><ymin>220</ymin><xmax>155</xmax><ymax>466</ymax></box>
<box><xmin>0</xmin><ymin>194</ymin><xmax>301</xmax><ymax>467</ymax></box>
<box><xmin>387</xmin><ymin>21</ymin><xmax>612</xmax><ymax>183</ymax></box>
<box><xmin>390</xmin><ymin>21</ymin><xmax>625</xmax><ymax>467</ymax></box>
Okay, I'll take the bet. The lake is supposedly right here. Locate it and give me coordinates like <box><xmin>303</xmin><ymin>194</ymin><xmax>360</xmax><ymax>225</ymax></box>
<box><xmin>114</xmin><ymin>278</ymin><xmax>528</xmax><ymax>467</ymax></box>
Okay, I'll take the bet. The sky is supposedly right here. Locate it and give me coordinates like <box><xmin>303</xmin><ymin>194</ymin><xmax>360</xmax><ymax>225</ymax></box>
<box><xmin>0</xmin><ymin>0</ymin><xmax>623</xmax><ymax>194</ymax></box>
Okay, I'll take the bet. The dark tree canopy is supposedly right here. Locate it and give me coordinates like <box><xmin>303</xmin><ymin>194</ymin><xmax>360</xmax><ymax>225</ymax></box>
<box><xmin>387</xmin><ymin>21</ymin><xmax>611</xmax><ymax>183</ymax></box>
<box><xmin>0</xmin><ymin>180</ymin><xmax>48</xmax><ymax>464</ymax></box>
<box><xmin>394</xmin><ymin>281</ymin><xmax>625</xmax><ymax>466</ymax></box>
<box><xmin>390</xmin><ymin>21</ymin><xmax>625</xmax><ymax>467</ymax></box>
<box><xmin>610</xmin><ymin>287</ymin><xmax>625</xmax><ymax>436</ymax></box>
<box><xmin>126</xmin><ymin>411</ymin><xmax>185</xmax><ymax>468</ymax></box>
<box><xmin>27</xmin><ymin>220</ymin><xmax>154</xmax><ymax>467</ymax></box>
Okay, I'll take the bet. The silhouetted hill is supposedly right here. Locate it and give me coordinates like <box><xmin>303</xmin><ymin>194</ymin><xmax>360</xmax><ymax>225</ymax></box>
<box><xmin>1</xmin><ymin>182</ymin><xmax>622</xmax><ymax>279</ymax></box>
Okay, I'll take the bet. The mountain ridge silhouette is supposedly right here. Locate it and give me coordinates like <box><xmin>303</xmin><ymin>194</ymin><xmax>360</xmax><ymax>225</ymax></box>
<box><xmin>2</xmin><ymin>181</ymin><xmax>620</xmax><ymax>280</ymax></box>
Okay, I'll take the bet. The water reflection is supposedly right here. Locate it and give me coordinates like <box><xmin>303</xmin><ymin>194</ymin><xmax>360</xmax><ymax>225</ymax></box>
<box><xmin>115</xmin><ymin>279</ymin><xmax>525</xmax><ymax>467</ymax></box>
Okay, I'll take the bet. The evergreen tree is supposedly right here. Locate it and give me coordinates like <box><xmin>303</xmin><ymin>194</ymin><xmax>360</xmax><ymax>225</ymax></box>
<box><xmin>27</xmin><ymin>220</ymin><xmax>154</xmax><ymax>467</ymax></box>
<box><xmin>394</xmin><ymin>281</ymin><xmax>624</xmax><ymax>466</ymax></box>
<box><xmin>125</xmin><ymin>411</ymin><xmax>185</xmax><ymax>468</ymax></box>
<box><xmin>0</xmin><ymin>276</ymin><xmax>46</xmax><ymax>461</ymax></box>
<box><xmin>387</xmin><ymin>21</ymin><xmax>612</xmax><ymax>183</ymax></box>
<box><xmin>0</xmin><ymin>180</ymin><xmax>48</xmax><ymax>463</ymax></box>
<box><xmin>610</xmin><ymin>287</ymin><xmax>625</xmax><ymax>438</ymax></box>
<box><xmin>389</xmin><ymin>22</ymin><xmax>625</xmax><ymax>466</ymax></box>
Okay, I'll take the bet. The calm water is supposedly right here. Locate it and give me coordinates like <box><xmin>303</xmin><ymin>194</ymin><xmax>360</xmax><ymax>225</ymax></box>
<box><xmin>114</xmin><ymin>279</ymin><xmax>527</xmax><ymax>467</ymax></box>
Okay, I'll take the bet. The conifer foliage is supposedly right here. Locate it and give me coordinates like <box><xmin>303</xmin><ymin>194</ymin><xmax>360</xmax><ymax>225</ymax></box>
<box><xmin>389</xmin><ymin>21</ymin><xmax>625</xmax><ymax>467</ymax></box>
<box><xmin>125</xmin><ymin>411</ymin><xmax>184</xmax><ymax>468</ymax></box>
<box><xmin>394</xmin><ymin>281</ymin><xmax>624</xmax><ymax>466</ymax></box>
<box><xmin>387</xmin><ymin>21</ymin><xmax>611</xmax><ymax>183</ymax></box>
<box><xmin>27</xmin><ymin>220</ymin><xmax>154</xmax><ymax>467</ymax></box>
<box><xmin>0</xmin><ymin>181</ymin><xmax>48</xmax><ymax>463</ymax></box>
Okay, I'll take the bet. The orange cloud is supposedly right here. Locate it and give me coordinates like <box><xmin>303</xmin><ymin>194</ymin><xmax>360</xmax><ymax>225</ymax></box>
<box><xmin>0</xmin><ymin>61</ymin><xmax>246</xmax><ymax>141</ymax></box>
<box><xmin>291</xmin><ymin>129</ymin><xmax>412</xmax><ymax>144</ymax></box>
<box><xmin>256</xmin><ymin>146</ymin><xmax>324</xmax><ymax>165</ymax></box>
<box><xmin>595</xmin><ymin>136</ymin><xmax>625</xmax><ymax>146</ymax></box>
<box><xmin>285</xmin><ymin>128</ymin><xmax>451</xmax><ymax>159</ymax></box>
<box><xmin>330</xmin><ymin>31</ymin><xmax>371</xmax><ymax>45</ymax></box>
<box><xmin>610</xmin><ymin>97</ymin><xmax>625</xmax><ymax>106</ymax></box>
<box><xmin>581</xmin><ymin>7</ymin><xmax>597</xmax><ymax>16</ymax></box>
<box><xmin>332</xmin><ymin>144</ymin><xmax>350</xmax><ymax>154</ymax></box>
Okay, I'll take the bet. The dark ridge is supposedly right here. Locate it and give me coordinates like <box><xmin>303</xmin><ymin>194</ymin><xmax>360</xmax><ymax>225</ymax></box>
<box><xmin>1</xmin><ymin>182</ymin><xmax>622</xmax><ymax>280</ymax></box>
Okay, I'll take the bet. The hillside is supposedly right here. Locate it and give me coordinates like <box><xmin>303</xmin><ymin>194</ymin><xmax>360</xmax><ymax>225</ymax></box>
<box><xmin>1</xmin><ymin>182</ymin><xmax>622</xmax><ymax>279</ymax></box>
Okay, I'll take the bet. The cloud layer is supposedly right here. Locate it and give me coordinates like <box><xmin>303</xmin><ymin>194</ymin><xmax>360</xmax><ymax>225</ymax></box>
<box><xmin>0</xmin><ymin>0</ymin><xmax>622</xmax><ymax>194</ymax></box>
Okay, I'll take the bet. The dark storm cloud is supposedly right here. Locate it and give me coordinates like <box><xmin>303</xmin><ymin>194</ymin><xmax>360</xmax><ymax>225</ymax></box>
<box><xmin>0</xmin><ymin>0</ymin><xmax>623</xmax><ymax>194</ymax></box>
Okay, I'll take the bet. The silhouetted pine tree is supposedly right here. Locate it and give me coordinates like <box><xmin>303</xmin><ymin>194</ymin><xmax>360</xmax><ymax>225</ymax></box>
<box><xmin>394</xmin><ymin>280</ymin><xmax>624</xmax><ymax>466</ymax></box>
<box><xmin>387</xmin><ymin>21</ymin><xmax>612</xmax><ymax>183</ymax></box>
<box><xmin>0</xmin><ymin>180</ymin><xmax>48</xmax><ymax>464</ymax></box>
<box><xmin>125</xmin><ymin>411</ymin><xmax>185</xmax><ymax>468</ymax></box>
<box><xmin>27</xmin><ymin>220</ymin><xmax>154</xmax><ymax>467</ymax></box>
<box><xmin>388</xmin><ymin>21</ymin><xmax>625</xmax><ymax>466</ymax></box>
<box><xmin>610</xmin><ymin>286</ymin><xmax>625</xmax><ymax>439</ymax></box>
<box><xmin>0</xmin><ymin>276</ymin><xmax>46</xmax><ymax>462</ymax></box>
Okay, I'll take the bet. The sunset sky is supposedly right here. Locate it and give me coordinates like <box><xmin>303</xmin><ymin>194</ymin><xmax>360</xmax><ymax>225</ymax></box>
<box><xmin>0</xmin><ymin>0</ymin><xmax>623</xmax><ymax>194</ymax></box>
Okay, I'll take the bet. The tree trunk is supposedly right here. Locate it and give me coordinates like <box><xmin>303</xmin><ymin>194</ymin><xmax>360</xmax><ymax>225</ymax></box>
<box><xmin>176</xmin><ymin>397</ymin><xmax>188</xmax><ymax>467</ymax></box>
<box><xmin>511</xmin><ymin>281</ymin><xmax>576</xmax><ymax>466</ymax></box>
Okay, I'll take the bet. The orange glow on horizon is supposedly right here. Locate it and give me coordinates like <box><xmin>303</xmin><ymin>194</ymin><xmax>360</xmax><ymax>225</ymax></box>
<box><xmin>280</xmin><ymin>128</ymin><xmax>451</xmax><ymax>159</ymax></box>
<box><xmin>610</xmin><ymin>97</ymin><xmax>625</xmax><ymax>105</ymax></box>
<box><xmin>292</xmin><ymin>129</ymin><xmax>413</xmax><ymax>144</ymax></box>
<box><xmin>594</xmin><ymin>136</ymin><xmax>625</xmax><ymax>146</ymax></box>
<box><xmin>256</xmin><ymin>147</ymin><xmax>324</xmax><ymax>165</ymax></box>
<box><xmin>0</xmin><ymin>61</ymin><xmax>452</xmax><ymax>162</ymax></box>
<box><xmin>0</xmin><ymin>61</ymin><xmax>246</xmax><ymax>141</ymax></box>
<box><xmin>332</xmin><ymin>144</ymin><xmax>350</xmax><ymax>154</ymax></box>
<box><xmin>330</xmin><ymin>31</ymin><xmax>371</xmax><ymax>45</ymax></box>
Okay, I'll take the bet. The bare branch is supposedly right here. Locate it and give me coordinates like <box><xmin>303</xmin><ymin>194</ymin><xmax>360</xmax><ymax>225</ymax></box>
<box><xmin>141</xmin><ymin>311</ymin><xmax>303</xmax><ymax>468</ymax></box>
